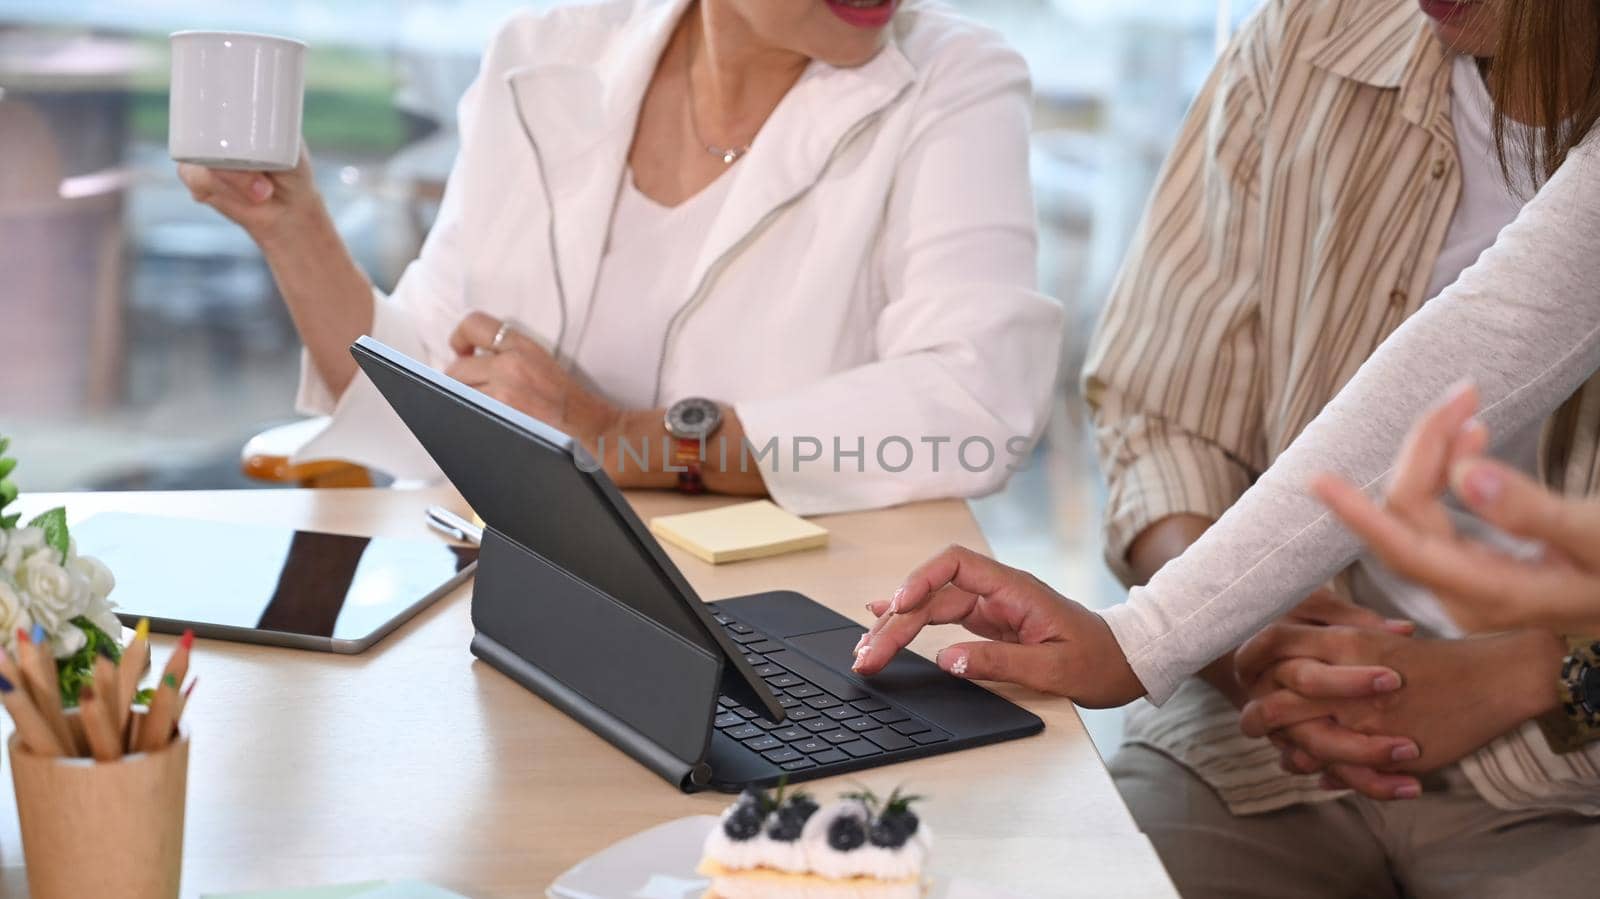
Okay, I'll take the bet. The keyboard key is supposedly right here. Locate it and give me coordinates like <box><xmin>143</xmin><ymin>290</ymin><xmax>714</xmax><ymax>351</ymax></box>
<box><xmin>824</xmin><ymin>706</ymin><xmax>862</xmax><ymax>721</ymax></box>
<box><xmin>743</xmin><ymin>654</ymin><xmax>767</xmax><ymax>666</ymax></box>
<box><xmin>753</xmin><ymin>718</ymin><xmax>785</xmax><ymax>730</ymax></box>
<box><xmin>753</xmin><ymin>664</ymin><xmax>785</xmax><ymax>678</ymax></box>
<box><xmin>735</xmin><ymin>707</ymin><xmax>760</xmax><ymax>719</ymax></box>
<box><xmin>809</xmin><ymin>748</ymin><xmax>848</xmax><ymax>765</ymax></box>
<box><xmin>731</xmin><ymin>631</ymin><xmax>765</xmax><ymax>644</ymax></box>
<box><xmin>761</xmin><ymin>649</ymin><xmax>869</xmax><ymax>701</ymax></box>
<box><xmin>715</xmin><ymin>713</ymin><xmax>743</xmax><ymax>729</ymax></box>
<box><xmin>911</xmin><ymin>730</ymin><xmax>949</xmax><ymax>745</ymax></box>
<box><xmin>763</xmin><ymin>747</ymin><xmax>803</xmax><ymax>764</ymax></box>
<box><xmin>839</xmin><ymin>740</ymin><xmax>882</xmax><ymax>758</ymax></box>
<box><xmin>743</xmin><ymin>735</ymin><xmax>782</xmax><ymax>752</ymax></box>
<box><xmin>851</xmin><ymin>698</ymin><xmax>890</xmax><ymax>713</ymax></box>
<box><xmin>820</xmin><ymin>730</ymin><xmax>855</xmax><ymax>744</ymax></box>
<box><xmin>862</xmin><ymin>728</ymin><xmax>913</xmax><ymax>751</ymax></box>
<box><xmin>729</xmin><ymin>623</ymin><xmax>754</xmax><ymax>634</ymax></box>
<box><xmin>713</xmin><ymin>613</ymin><xmax>732</xmax><ymax>624</ymax></box>
<box><xmin>776</xmin><ymin>695</ymin><xmax>800</xmax><ymax>708</ymax></box>
<box><xmin>793</xmin><ymin>738</ymin><xmax>830</xmax><ymax>754</ymax></box>
<box><xmin>842</xmin><ymin>717</ymin><xmax>879</xmax><ymax>733</ymax></box>
<box><xmin>803</xmin><ymin>695</ymin><xmax>842</xmax><ymax>710</ymax></box>
<box><xmin>786</xmin><ymin>706</ymin><xmax>820</xmax><ymax>721</ymax></box>
<box><xmin>890</xmin><ymin>719</ymin><xmax>932</xmax><ymax>735</ymax></box>
<box><xmin>773</xmin><ymin>727</ymin><xmax>808</xmax><ymax>742</ymax></box>
<box><xmin>766</xmin><ymin>675</ymin><xmax>803</xmax><ymax>689</ymax></box>
<box><xmin>747</xmin><ymin>640</ymin><xmax>785</xmax><ymax>654</ymax></box>
<box><xmin>780</xmin><ymin>758</ymin><xmax>816</xmax><ymax>771</ymax></box>
<box><xmin>801</xmin><ymin>718</ymin><xmax>835</xmax><ymax>733</ymax></box>
<box><xmin>870</xmin><ymin>708</ymin><xmax>909</xmax><ymax>724</ymax></box>
<box><xmin>785</xmin><ymin>685</ymin><xmax>822</xmax><ymax>699</ymax></box>
<box><xmin>727</xmin><ymin>725</ymin><xmax>763</xmax><ymax>740</ymax></box>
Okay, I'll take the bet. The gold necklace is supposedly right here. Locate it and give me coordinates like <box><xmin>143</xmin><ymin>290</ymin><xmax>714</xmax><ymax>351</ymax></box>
<box><xmin>683</xmin><ymin>28</ymin><xmax>751</xmax><ymax>165</ymax></box>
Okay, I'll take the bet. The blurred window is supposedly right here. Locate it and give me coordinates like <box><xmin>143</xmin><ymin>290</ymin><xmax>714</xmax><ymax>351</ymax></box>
<box><xmin>0</xmin><ymin>0</ymin><xmax>1260</xmax><ymax>491</ymax></box>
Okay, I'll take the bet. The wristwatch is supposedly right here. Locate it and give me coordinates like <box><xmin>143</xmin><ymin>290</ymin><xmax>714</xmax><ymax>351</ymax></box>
<box><xmin>1537</xmin><ymin>637</ymin><xmax>1600</xmax><ymax>754</ymax></box>
<box><xmin>664</xmin><ymin>397</ymin><xmax>723</xmax><ymax>494</ymax></box>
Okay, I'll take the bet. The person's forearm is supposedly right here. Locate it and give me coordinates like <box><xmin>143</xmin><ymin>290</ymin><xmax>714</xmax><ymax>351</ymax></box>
<box><xmin>588</xmin><ymin>407</ymin><xmax>769</xmax><ymax>496</ymax></box>
<box><xmin>1498</xmin><ymin>629</ymin><xmax>1565</xmax><ymax>724</ymax></box>
<box><xmin>1127</xmin><ymin>514</ymin><xmax>1251</xmax><ymax>706</ymax></box>
<box><xmin>257</xmin><ymin>204</ymin><xmax>375</xmax><ymax>397</ymax></box>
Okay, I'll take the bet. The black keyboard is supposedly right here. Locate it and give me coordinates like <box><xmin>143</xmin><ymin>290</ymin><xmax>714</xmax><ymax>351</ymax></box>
<box><xmin>710</xmin><ymin>610</ymin><xmax>950</xmax><ymax>773</ymax></box>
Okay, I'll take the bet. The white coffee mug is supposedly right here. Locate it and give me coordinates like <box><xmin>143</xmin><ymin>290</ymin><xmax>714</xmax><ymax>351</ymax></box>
<box><xmin>168</xmin><ymin>30</ymin><xmax>306</xmax><ymax>171</ymax></box>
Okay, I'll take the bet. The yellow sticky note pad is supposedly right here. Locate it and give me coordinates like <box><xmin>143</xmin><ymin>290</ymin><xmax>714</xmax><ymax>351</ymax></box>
<box><xmin>650</xmin><ymin>500</ymin><xmax>828</xmax><ymax>564</ymax></box>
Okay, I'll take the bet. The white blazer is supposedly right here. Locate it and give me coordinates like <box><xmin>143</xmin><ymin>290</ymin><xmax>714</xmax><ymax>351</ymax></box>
<box><xmin>296</xmin><ymin>0</ymin><xmax>1063</xmax><ymax>515</ymax></box>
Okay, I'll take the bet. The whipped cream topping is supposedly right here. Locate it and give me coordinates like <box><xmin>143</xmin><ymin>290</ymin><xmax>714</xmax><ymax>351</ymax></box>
<box><xmin>702</xmin><ymin>799</ymin><xmax>930</xmax><ymax>882</ymax></box>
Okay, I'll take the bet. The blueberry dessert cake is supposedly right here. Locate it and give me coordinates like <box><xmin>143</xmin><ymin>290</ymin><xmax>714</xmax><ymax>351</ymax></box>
<box><xmin>699</xmin><ymin>785</ymin><xmax>930</xmax><ymax>898</ymax></box>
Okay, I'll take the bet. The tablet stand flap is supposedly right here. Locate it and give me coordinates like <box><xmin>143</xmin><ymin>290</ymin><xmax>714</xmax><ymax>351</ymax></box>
<box><xmin>470</xmin><ymin>527</ymin><xmax>722</xmax><ymax>772</ymax></box>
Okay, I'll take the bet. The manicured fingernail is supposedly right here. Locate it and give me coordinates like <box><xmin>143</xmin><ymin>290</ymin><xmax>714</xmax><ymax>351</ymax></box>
<box><xmin>888</xmin><ymin>586</ymin><xmax>904</xmax><ymax>614</ymax></box>
<box><xmin>30</xmin><ymin>624</ymin><xmax>45</xmax><ymax>645</ymax></box>
<box><xmin>1383</xmin><ymin>619</ymin><xmax>1415</xmax><ymax>634</ymax></box>
<box><xmin>1460</xmin><ymin>464</ymin><xmax>1504</xmax><ymax>506</ymax></box>
<box><xmin>1373</xmin><ymin>672</ymin><xmax>1402</xmax><ymax>692</ymax></box>
<box><xmin>853</xmin><ymin>634</ymin><xmax>867</xmax><ymax>654</ymax></box>
<box><xmin>940</xmin><ymin>650</ymin><xmax>969</xmax><ymax>677</ymax></box>
<box><xmin>1391</xmin><ymin>743</ymin><xmax>1420</xmax><ymax>762</ymax></box>
<box><xmin>1394</xmin><ymin>784</ymin><xmax>1421</xmax><ymax>800</ymax></box>
<box><xmin>854</xmin><ymin>640</ymin><xmax>870</xmax><ymax>660</ymax></box>
<box><xmin>251</xmin><ymin>177</ymin><xmax>271</xmax><ymax>200</ymax></box>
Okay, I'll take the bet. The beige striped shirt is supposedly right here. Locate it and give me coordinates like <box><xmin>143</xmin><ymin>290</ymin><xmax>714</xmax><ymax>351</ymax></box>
<box><xmin>1083</xmin><ymin>0</ymin><xmax>1600</xmax><ymax>816</ymax></box>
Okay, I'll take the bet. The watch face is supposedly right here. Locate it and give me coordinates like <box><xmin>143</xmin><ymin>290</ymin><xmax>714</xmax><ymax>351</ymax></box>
<box><xmin>1582</xmin><ymin>666</ymin><xmax>1600</xmax><ymax>713</ymax></box>
<box><xmin>666</xmin><ymin>397</ymin><xmax>722</xmax><ymax>440</ymax></box>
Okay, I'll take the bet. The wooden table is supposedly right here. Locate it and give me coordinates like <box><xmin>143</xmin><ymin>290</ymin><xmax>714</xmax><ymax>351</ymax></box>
<box><xmin>0</xmin><ymin>488</ymin><xmax>1174</xmax><ymax>898</ymax></box>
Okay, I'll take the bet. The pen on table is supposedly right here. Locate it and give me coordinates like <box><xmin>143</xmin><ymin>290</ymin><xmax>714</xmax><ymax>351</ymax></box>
<box><xmin>15</xmin><ymin>626</ymin><xmax>75</xmax><ymax>754</ymax></box>
<box><xmin>0</xmin><ymin>671</ymin><xmax>63</xmax><ymax>757</ymax></box>
<box><xmin>426</xmin><ymin>505</ymin><xmax>482</xmax><ymax>545</ymax></box>
<box><xmin>78</xmin><ymin>683</ymin><xmax>122</xmax><ymax>762</ymax></box>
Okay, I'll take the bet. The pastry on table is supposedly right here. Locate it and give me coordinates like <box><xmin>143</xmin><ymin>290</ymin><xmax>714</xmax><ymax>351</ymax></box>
<box><xmin>698</xmin><ymin>785</ymin><xmax>930</xmax><ymax>898</ymax></box>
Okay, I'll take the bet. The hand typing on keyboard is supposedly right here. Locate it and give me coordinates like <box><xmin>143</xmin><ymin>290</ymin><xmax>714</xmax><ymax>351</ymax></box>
<box><xmin>849</xmin><ymin>544</ymin><xmax>1144</xmax><ymax>709</ymax></box>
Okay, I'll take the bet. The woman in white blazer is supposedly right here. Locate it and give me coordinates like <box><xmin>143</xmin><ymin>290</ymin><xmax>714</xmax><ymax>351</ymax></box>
<box><xmin>180</xmin><ymin>0</ymin><xmax>1062</xmax><ymax>515</ymax></box>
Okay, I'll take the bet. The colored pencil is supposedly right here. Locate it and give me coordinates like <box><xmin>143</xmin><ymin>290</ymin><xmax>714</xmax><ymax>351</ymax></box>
<box><xmin>136</xmin><ymin>673</ymin><xmax>181</xmax><ymax>753</ymax></box>
<box><xmin>77</xmin><ymin>684</ymin><xmax>122</xmax><ymax>762</ymax></box>
<box><xmin>14</xmin><ymin>627</ymin><xmax>75</xmax><ymax>755</ymax></box>
<box><xmin>92</xmin><ymin>652</ymin><xmax>123</xmax><ymax>741</ymax></box>
<box><xmin>115</xmin><ymin>619</ymin><xmax>150</xmax><ymax>742</ymax></box>
<box><xmin>0</xmin><ymin>671</ymin><xmax>63</xmax><ymax>757</ymax></box>
<box><xmin>173</xmin><ymin>676</ymin><xmax>197</xmax><ymax>732</ymax></box>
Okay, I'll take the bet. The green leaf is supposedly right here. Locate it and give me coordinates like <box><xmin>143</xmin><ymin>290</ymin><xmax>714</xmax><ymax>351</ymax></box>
<box><xmin>0</xmin><ymin>436</ymin><xmax>10</xmax><ymax>456</ymax></box>
<box><xmin>0</xmin><ymin>513</ymin><xmax>17</xmax><ymax>530</ymax></box>
<box><xmin>27</xmin><ymin>507</ymin><xmax>69</xmax><ymax>557</ymax></box>
<box><xmin>0</xmin><ymin>479</ymin><xmax>16</xmax><ymax>509</ymax></box>
<box><xmin>53</xmin><ymin>616</ymin><xmax>124</xmax><ymax>707</ymax></box>
<box><xmin>0</xmin><ymin>457</ymin><xmax>14</xmax><ymax>480</ymax></box>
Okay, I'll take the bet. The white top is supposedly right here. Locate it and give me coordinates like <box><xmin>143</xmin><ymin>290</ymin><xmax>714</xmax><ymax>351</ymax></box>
<box><xmin>1105</xmin><ymin>128</ymin><xmax>1600</xmax><ymax>705</ymax></box>
<box><xmin>291</xmin><ymin>0</ymin><xmax>1063</xmax><ymax>516</ymax></box>
<box><xmin>573</xmin><ymin>172</ymin><xmax>736</xmax><ymax>408</ymax></box>
<box><xmin>1356</xmin><ymin>55</ymin><xmax>1537</xmax><ymax>636</ymax></box>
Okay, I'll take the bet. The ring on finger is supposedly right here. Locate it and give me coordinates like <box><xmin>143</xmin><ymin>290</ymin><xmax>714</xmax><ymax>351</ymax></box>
<box><xmin>490</xmin><ymin>320</ymin><xmax>516</xmax><ymax>353</ymax></box>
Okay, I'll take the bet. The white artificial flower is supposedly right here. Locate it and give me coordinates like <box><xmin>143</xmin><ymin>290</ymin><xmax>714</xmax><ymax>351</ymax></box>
<box><xmin>0</xmin><ymin>571</ymin><xmax>34</xmax><ymax>652</ymax></box>
<box><xmin>17</xmin><ymin>552</ymin><xmax>89</xmax><ymax>638</ymax></box>
<box><xmin>1</xmin><ymin>526</ymin><xmax>45</xmax><ymax>575</ymax></box>
<box><xmin>48</xmin><ymin>620</ymin><xmax>86</xmax><ymax>657</ymax></box>
<box><xmin>68</xmin><ymin>553</ymin><xmax>115</xmax><ymax>602</ymax></box>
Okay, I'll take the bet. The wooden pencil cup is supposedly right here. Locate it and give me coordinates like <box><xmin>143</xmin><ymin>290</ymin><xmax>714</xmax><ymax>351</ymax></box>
<box><xmin>8</xmin><ymin>718</ymin><xmax>189</xmax><ymax>899</ymax></box>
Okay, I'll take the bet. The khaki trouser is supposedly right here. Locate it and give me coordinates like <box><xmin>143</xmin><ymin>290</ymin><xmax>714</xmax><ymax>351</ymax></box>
<box><xmin>1111</xmin><ymin>744</ymin><xmax>1600</xmax><ymax>899</ymax></box>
